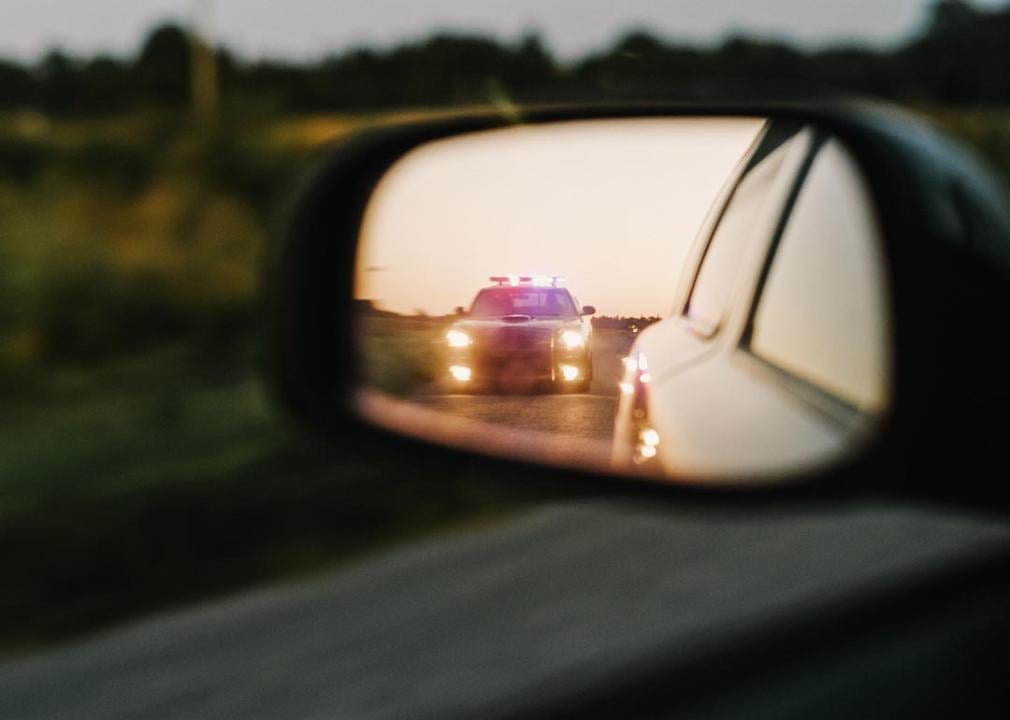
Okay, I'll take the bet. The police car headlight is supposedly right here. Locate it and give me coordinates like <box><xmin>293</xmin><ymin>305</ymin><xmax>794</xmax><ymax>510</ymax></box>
<box><xmin>560</xmin><ymin>330</ymin><xmax>584</xmax><ymax>350</ymax></box>
<box><xmin>446</xmin><ymin>330</ymin><xmax>472</xmax><ymax>348</ymax></box>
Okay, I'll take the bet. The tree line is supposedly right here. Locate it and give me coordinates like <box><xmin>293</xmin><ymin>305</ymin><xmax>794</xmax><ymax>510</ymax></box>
<box><xmin>1</xmin><ymin>0</ymin><xmax>1007</xmax><ymax>116</ymax></box>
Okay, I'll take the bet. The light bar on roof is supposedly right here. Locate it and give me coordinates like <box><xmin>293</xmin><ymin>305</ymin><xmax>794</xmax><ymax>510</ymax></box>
<box><xmin>489</xmin><ymin>275</ymin><xmax>566</xmax><ymax>287</ymax></box>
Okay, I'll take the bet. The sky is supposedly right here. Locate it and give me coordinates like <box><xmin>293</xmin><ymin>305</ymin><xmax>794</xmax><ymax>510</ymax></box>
<box><xmin>3</xmin><ymin>0</ymin><xmax>1008</xmax><ymax>62</ymax></box>
<box><xmin>356</xmin><ymin>118</ymin><xmax>764</xmax><ymax>317</ymax></box>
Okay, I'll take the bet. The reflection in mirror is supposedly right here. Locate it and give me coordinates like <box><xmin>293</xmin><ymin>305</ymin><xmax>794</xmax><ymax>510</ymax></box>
<box><xmin>353</xmin><ymin>118</ymin><xmax>892</xmax><ymax>485</ymax></box>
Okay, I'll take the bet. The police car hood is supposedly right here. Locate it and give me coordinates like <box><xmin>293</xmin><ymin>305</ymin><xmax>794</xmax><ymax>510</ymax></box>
<box><xmin>451</xmin><ymin>316</ymin><xmax>580</xmax><ymax>335</ymax></box>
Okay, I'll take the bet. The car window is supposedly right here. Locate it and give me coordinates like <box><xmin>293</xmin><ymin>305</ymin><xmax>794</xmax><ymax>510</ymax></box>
<box><xmin>683</xmin><ymin>127</ymin><xmax>809</xmax><ymax>335</ymax></box>
<box><xmin>470</xmin><ymin>288</ymin><xmax>577</xmax><ymax>317</ymax></box>
<box><xmin>748</xmin><ymin>138</ymin><xmax>890</xmax><ymax>413</ymax></box>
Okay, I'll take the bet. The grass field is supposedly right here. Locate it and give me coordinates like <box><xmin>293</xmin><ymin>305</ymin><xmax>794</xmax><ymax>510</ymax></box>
<box><xmin>357</xmin><ymin>313</ymin><xmax>452</xmax><ymax>396</ymax></box>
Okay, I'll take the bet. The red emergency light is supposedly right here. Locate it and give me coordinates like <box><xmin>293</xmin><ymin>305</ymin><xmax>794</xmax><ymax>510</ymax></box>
<box><xmin>489</xmin><ymin>275</ymin><xmax>565</xmax><ymax>287</ymax></box>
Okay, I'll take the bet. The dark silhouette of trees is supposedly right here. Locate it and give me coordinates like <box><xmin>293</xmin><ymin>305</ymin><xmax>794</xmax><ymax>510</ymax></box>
<box><xmin>134</xmin><ymin>24</ymin><xmax>192</xmax><ymax>106</ymax></box>
<box><xmin>35</xmin><ymin>51</ymin><xmax>82</xmax><ymax>115</ymax></box>
<box><xmin>1</xmin><ymin>1</ymin><xmax>1009</xmax><ymax>117</ymax></box>
<box><xmin>0</xmin><ymin>60</ymin><xmax>32</xmax><ymax>108</ymax></box>
<box><xmin>898</xmin><ymin>0</ymin><xmax>1010</xmax><ymax>104</ymax></box>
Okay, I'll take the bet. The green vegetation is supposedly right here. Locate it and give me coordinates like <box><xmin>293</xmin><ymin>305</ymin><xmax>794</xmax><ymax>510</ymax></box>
<box><xmin>0</xmin><ymin>112</ymin><xmax>339</xmax><ymax>374</ymax></box>
<box><xmin>358</xmin><ymin>313</ymin><xmax>450</xmax><ymax>396</ymax></box>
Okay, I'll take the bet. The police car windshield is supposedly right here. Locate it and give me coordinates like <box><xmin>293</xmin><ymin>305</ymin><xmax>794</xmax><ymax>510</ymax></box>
<box><xmin>470</xmin><ymin>287</ymin><xmax>578</xmax><ymax>318</ymax></box>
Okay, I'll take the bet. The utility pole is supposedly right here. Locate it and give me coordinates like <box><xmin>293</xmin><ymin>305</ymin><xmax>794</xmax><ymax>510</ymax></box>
<box><xmin>191</xmin><ymin>0</ymin><xmax>217</xmax><ymax>120</ymax></box>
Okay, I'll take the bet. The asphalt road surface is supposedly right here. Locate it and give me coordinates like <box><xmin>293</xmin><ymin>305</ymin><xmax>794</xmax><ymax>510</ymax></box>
<box><xmin>4</xmin><ymin>499</ymin><xmax>1010</xmax><ymax>720</ymax></box>
<box><xmin>417</xmin><ymin>329</ymin><xmax>636</xmax><ymax>443</ymax></box>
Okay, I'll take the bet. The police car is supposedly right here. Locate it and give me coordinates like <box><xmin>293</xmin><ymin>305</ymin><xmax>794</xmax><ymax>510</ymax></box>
<box><xmin>444</xmin><ymin>276</ymin><xmax>595</xmax><ymax>392</ymax></box>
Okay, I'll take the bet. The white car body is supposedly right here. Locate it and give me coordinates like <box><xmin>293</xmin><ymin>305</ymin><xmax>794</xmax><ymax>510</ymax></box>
<box><xmin>612</xmin><ymin>122</ymin><xmax>892</xmax><ymax>483</ymax></box>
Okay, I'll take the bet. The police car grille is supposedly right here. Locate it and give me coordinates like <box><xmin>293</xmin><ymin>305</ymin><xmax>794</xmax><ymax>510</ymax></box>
<box><xmin>500</xmin><ymin>328</ymin><xmax>550</xmax><ymax>350</ymax></box>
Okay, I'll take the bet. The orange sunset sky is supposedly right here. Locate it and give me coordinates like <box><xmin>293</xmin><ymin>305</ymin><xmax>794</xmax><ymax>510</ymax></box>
<box><xmin>356</xmin><ymin>117</ymin><xmax>764</xmax><ymax>317</ymax></box>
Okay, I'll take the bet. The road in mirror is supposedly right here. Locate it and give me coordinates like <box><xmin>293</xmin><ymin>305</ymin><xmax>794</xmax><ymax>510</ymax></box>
<box><xmin>353</xmin><ymin>118</ymin><xmax>893</xmax><ymax>485</ymax></box>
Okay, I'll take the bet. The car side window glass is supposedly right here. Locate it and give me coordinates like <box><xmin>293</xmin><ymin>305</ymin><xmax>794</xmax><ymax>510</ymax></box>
<box><xmin>748</xmin><ymin>138</ymin><xmax>890</xmax><ymax>413</ymax></box>
<box><xmin>684</xmin><ymin>128</ymin><xmax>809</xmax><ymax>335</ymax></box>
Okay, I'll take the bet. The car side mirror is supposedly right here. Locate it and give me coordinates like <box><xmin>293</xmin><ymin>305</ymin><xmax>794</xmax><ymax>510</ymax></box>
<box><xmin>581</xmin><ymin>305</ymin><xmax>596</xmax><ymax>316</ymax></box>
<box><xmin>269</xmin><ymin>103</ymin><xmax>1010</xmax><ymax>509</ymax></box>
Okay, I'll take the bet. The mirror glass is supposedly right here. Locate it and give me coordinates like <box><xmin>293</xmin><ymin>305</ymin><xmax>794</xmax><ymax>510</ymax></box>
<box><xmin>353</xmin><ymin>118</ymin><xmax>892</xmax><ymax>484</ymax></box>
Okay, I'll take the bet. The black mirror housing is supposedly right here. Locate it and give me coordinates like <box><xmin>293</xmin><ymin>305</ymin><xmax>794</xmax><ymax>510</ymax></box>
<box><xmin>268</xmin><ymin>101</ymin><xmax>1010</xmax><ymax>511</ymax></box>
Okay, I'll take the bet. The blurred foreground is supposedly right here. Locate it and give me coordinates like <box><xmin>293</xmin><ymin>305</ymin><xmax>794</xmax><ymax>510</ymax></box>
<box><xmin>0</xmin><ymin>112</ymin><xmax>570</xmax><ymax>655</ymax></box>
